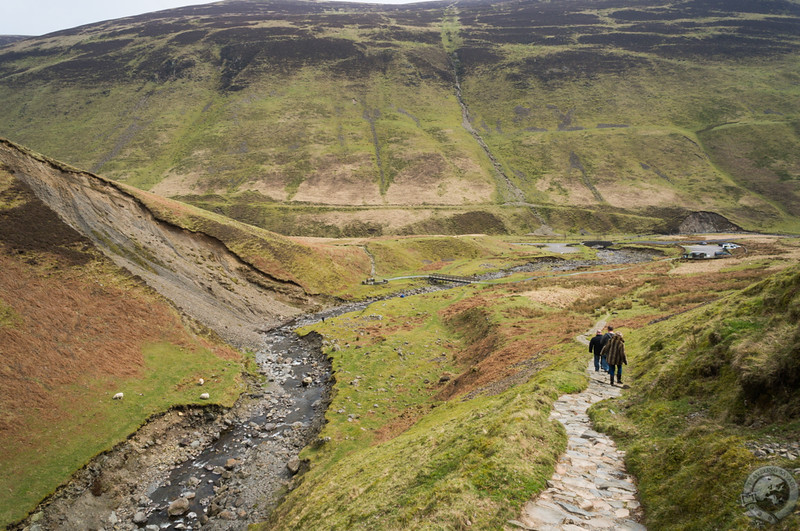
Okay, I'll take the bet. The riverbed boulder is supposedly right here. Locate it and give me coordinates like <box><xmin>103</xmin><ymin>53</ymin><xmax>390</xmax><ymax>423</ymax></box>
<box><xmin>167</xmin><ymin>497</ymin><xmax>190</xmax><ymax>516</ymax></box>
<box><xmin>287</xmin><ymin>457</ymin><xmax>301</xmax><ymax>474</ymax></box>
<box><xmin>133</xmin><ymin>511</ymin><xmax>148</xmax><ymax>525</ymax></box>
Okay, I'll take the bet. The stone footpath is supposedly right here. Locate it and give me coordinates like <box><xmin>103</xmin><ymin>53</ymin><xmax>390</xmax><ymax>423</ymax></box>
<box><xmin>510</xmin><ymin>336</ymin><xmax>646</xmax><ymax>530</ymax></box>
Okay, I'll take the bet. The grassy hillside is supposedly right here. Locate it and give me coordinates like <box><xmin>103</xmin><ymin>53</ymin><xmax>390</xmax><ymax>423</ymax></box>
<box><xmin>0</xmin><ymin>0</ymin><xmax>798</xmax><ymax>235</ymax></box>
<box><xmin>0</xmin><ymin>166</ymin><xmax>245</xmax><ymax>526</ymax></box>
<box><xmin>454</xmin><ymin>0</ymin><xmax>800</xmax><ymax>233</ymax></box>
<box><xmin>0</xmin><ymin>137</ymin><xmax>372</xmax><ymax>299</ymax></box>
<box><xmin>590</xmin><ymin>262</ymin><xmax>800</xmax><ymax>529</ymax></box>
<box><xmin>257</xmin><ymin>276</ymin><xmax>591</xmax><ymax>529</ymax></box>
<box><xmin>125</xmin><ymin>185</ymin><xmax>373</xmax><ymax>296</ymax></box>
<box><xmin>247</xmin><ymin>234</ymin><xmax>792</xmax><ymax>529</ymax></box>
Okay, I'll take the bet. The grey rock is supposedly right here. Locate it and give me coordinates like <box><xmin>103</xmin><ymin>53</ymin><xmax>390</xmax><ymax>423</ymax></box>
<box><xmin>520</xmin><ymin>502</ymin><xmax>566</xmax><ymax>526</ymax></box>
<box><xmin>167</xmin><ymin>497</ymin><xmax>190</xmax><ymax>516</ymax></box>
<box><xmin>596</xmin><ymin>478</ymin><xmax>637</xmax><ymax>492</ymax></box>
<box><xmin>555</xmin><ymin>500</ymin><xmax>592</xmax><ymax>517</ymax></box>
<box><xmin>619</xmin><ymin>520</ymin><xmax>647</xmax><ymax>531</ymax></box>
<box><xmin>132</xmin><ymin>511</ymin><xmax>148</xmax><ymax>525</ymax></box>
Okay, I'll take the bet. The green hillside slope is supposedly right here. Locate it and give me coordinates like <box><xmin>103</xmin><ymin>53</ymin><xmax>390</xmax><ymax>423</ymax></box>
<box><xmin>0</xmin><ymin>0</ymin><xmax>799</xmax><ymax>235</ymax></box>
<box><xmin>590</xmin><ymin>263</ymin><xmax>800</xmax><ymax>530</ymax></box>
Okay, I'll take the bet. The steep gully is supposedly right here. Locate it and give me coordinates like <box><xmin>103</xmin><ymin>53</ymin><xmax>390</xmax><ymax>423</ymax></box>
<box><xmin>449</xmin><ymin>52</ymin><xmax>552</xmax><ymax>232</ymax></box>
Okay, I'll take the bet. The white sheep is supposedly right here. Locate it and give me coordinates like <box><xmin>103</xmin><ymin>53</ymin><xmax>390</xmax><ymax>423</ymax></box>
<box><xmin>200</xmin><ymin>393</ymin><xmax>210</xmax><ymax>400</ymax></box>
<box><xmin>112</xmin><ymin>392</ymin><xmax>124</xmax><ymax>400</ymax></box>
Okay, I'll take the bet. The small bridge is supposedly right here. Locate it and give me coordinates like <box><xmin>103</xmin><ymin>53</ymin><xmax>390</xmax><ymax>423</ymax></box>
<box><xmin>367</xmin><ymin>273</ymin><xmax>477</xmax><ymax>285</ymax></box>
<box><xmin>427</xmin><ymin>273</ymin><xmax>475</xmax><ymax>284</ymax></box>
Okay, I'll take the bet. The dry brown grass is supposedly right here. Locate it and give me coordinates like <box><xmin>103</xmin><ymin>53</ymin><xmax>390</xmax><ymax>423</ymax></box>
<box><xmin>0</xmin><ymin>252</ymin><xmax>199</xmax><ymax>433</ymax></box>
<box><xmin>520</xmin><ymin>285</ymin><xmax>594</xmax><ymax>308</ymax></box>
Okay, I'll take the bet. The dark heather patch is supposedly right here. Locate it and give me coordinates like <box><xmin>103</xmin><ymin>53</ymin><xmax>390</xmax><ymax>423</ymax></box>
<box><xmin>578</xmin><ymin>32</ymin><xmax>678</xmax><ymax>51</ymax></box>
<box><xmin>456</xmin><ymin>46</ymin><xmax>504</xmax><ymax>72</ymax></box>
<box><xmin>0</xmin><ymin>179</ymin><xmax>93</xmax><ymax>265</ymax></box>
<box><xmin>610</xmin><ymin>9</ymin><xmax>681</xmax><ymax>22</ymax></box>
<box><xmin>135</xmin><ymin>21</ymin><xmax>197</xmax><ymax>38</ymax></box>
<box><xmin>512</xmin><ymin>50</ymin><xmax>651</xmax><ymax>84</ymax></box>
<box><xmin>206</xmin><ymin>26</ymin><xmax>311</xmax><ymax>44</ymax></box>
<box><xmin>468</xmin><ymin>30</ymin><xmax>573</xmax><ymax>45</ymax></box>
<box><xmin>654</xmin><ymin>34</ymin><xmax>799</xmax><ymax>58</ymax></box>
<box><xmin>682</xmin><ymin>0</ymin><xmax>800</xmax><ymax>16</ymax></box>
<box><xmin>72</xmin><ymin>39</ymin><xmax>134</xmax><ymax>56</ymax></box>
<box><xmin>168</xmin><ymin>30</ymin><xmax>208</xmax><ymax>45</ymax></box>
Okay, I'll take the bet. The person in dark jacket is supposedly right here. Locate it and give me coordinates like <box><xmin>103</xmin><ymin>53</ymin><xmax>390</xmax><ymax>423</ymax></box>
<box><xmin>602</xmin><ymin>332</ymin><xmax>627</xmax><ymax>385</ymax></box>
<box><xmin>588</xmin><ymin>329</ymin><xmax>604</xmax><ymax>371</ymax></box>
<box><xmin>597</xmin><ymin>325</ymin><xmax>615</xmax><ymax>372</ymax></box>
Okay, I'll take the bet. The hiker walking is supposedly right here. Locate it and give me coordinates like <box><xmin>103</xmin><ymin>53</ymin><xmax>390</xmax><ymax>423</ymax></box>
<box><xmin>588</xmin><ymin>329</ymin><xmax>604</xmax><ymax>372</ymax></box>
<box><xmin>602</xmin><ymin>331</ymin><xmax>627</xmax><ymax>385</ymax></box>
<box><xmin>597</xmin><ymin>325</ymin><xmax>615</xmax><ymax>372</ymax></box>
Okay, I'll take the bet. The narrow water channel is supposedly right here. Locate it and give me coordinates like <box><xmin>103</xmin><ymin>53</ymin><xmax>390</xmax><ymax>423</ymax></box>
<box><xmin>144</xmin><ymin>323</ymin><xmax>331</xmax><ymax>528</ymax></box>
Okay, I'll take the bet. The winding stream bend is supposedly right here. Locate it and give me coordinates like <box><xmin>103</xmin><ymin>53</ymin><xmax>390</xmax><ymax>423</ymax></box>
<box><xmin>18</xmin><ymin>248</ymin><xmax>658</xmax><ymax>530</ymax></box>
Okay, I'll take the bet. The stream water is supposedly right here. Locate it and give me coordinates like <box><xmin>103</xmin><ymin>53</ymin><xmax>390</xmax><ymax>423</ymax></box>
<box><xmin>144</xmin><ymin>324</ymin><xmax>331</xmax><ymax>528</ymax></box>
<box><xmin>143</xmin><ymin>248</ymin><xmax>660</xmax><ymax>527</ymax></box>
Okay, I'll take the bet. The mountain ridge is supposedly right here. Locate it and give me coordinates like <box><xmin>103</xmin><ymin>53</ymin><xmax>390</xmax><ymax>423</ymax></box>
<box><xmin>1</xmin><ymin>0</ymin><xmax>798</xmax><ymax>235</ymax></box>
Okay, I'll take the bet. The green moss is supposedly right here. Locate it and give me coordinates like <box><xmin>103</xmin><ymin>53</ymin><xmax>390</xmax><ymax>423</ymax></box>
<box><xmin>0</xmin><ymin>298</ymin><xmax>19</xmax><ymax>328</ymax></box>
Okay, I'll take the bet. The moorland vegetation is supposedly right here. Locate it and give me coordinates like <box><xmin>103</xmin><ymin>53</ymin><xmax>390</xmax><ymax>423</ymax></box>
<box><xmin>0</xmin><ymin>0</ymin><xmax>798</xmax><ymax>236</ymax></box>
<box><xmin>3</xmin><ymin>139</ymin><xmax>800</xmax><ymax>529</ymax></box>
